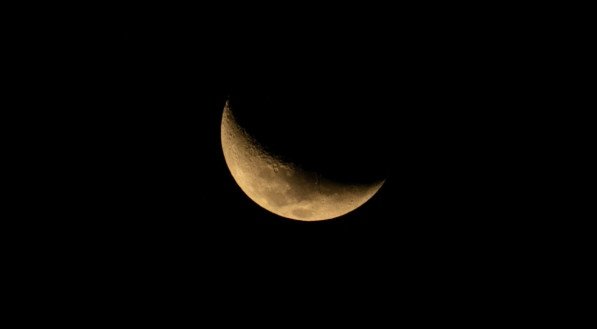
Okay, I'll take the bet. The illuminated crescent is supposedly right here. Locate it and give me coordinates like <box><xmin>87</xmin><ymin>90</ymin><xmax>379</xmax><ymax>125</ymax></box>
<box><xmin>221</xmin><ymin>101</ymin><xmax>385</xmax><ymax>221</ymax></box>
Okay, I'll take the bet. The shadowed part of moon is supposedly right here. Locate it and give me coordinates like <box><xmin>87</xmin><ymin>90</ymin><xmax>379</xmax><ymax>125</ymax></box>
<box><xmin>221</xmin><ymin>101</ymin><xmax>385</xmax><ymax>221</ymax></box>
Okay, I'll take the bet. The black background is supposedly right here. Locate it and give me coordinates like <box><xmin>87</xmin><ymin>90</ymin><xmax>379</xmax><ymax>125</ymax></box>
<box><xmin>3</xmin><ymin>5</ymin><xmax>573</xmax><ymax>320</ymax></box>
<box><xmin>81</xmin><ymin>6</ymin><xmax>534</xmax><ymax>291</ymax></box>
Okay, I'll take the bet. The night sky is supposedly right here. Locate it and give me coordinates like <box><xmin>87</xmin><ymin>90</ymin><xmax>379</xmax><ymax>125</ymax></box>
<box><xmin>90</xmin><ymin>8</ymin><xmax>526</xmax><ymax>287</ymax></box>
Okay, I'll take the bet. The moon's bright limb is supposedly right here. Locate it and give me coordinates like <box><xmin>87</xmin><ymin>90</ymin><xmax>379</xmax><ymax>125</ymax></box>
<box><xmin>221</xmin><ymin>101</ymin><xmax>385</xmax><ymax>221</ymax></box>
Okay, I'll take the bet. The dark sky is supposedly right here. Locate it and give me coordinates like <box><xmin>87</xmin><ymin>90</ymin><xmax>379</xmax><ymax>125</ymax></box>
<box><xmin>91</xmin><ymin>8</ymin><xmax>528</xmax><ymax>287</ymax></box>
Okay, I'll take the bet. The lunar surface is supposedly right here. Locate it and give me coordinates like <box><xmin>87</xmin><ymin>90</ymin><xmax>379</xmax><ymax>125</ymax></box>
<box><xmin>221</xmin><ymin>101</ymin><xmax>385</xmax><ymax>221</ymax></box>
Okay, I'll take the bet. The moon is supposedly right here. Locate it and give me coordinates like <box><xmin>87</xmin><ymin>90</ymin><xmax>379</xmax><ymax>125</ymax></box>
<box><xmin>221</xmin><ymin>100</ymin><xmax>385</xmax><ymax>221</ymax></box>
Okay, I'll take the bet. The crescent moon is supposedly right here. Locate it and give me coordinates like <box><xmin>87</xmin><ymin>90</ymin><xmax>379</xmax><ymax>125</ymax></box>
<box><xmin>221</xmin><ymin>101</ymin><xmax>385</xmax><ymax>221</ymax></box>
